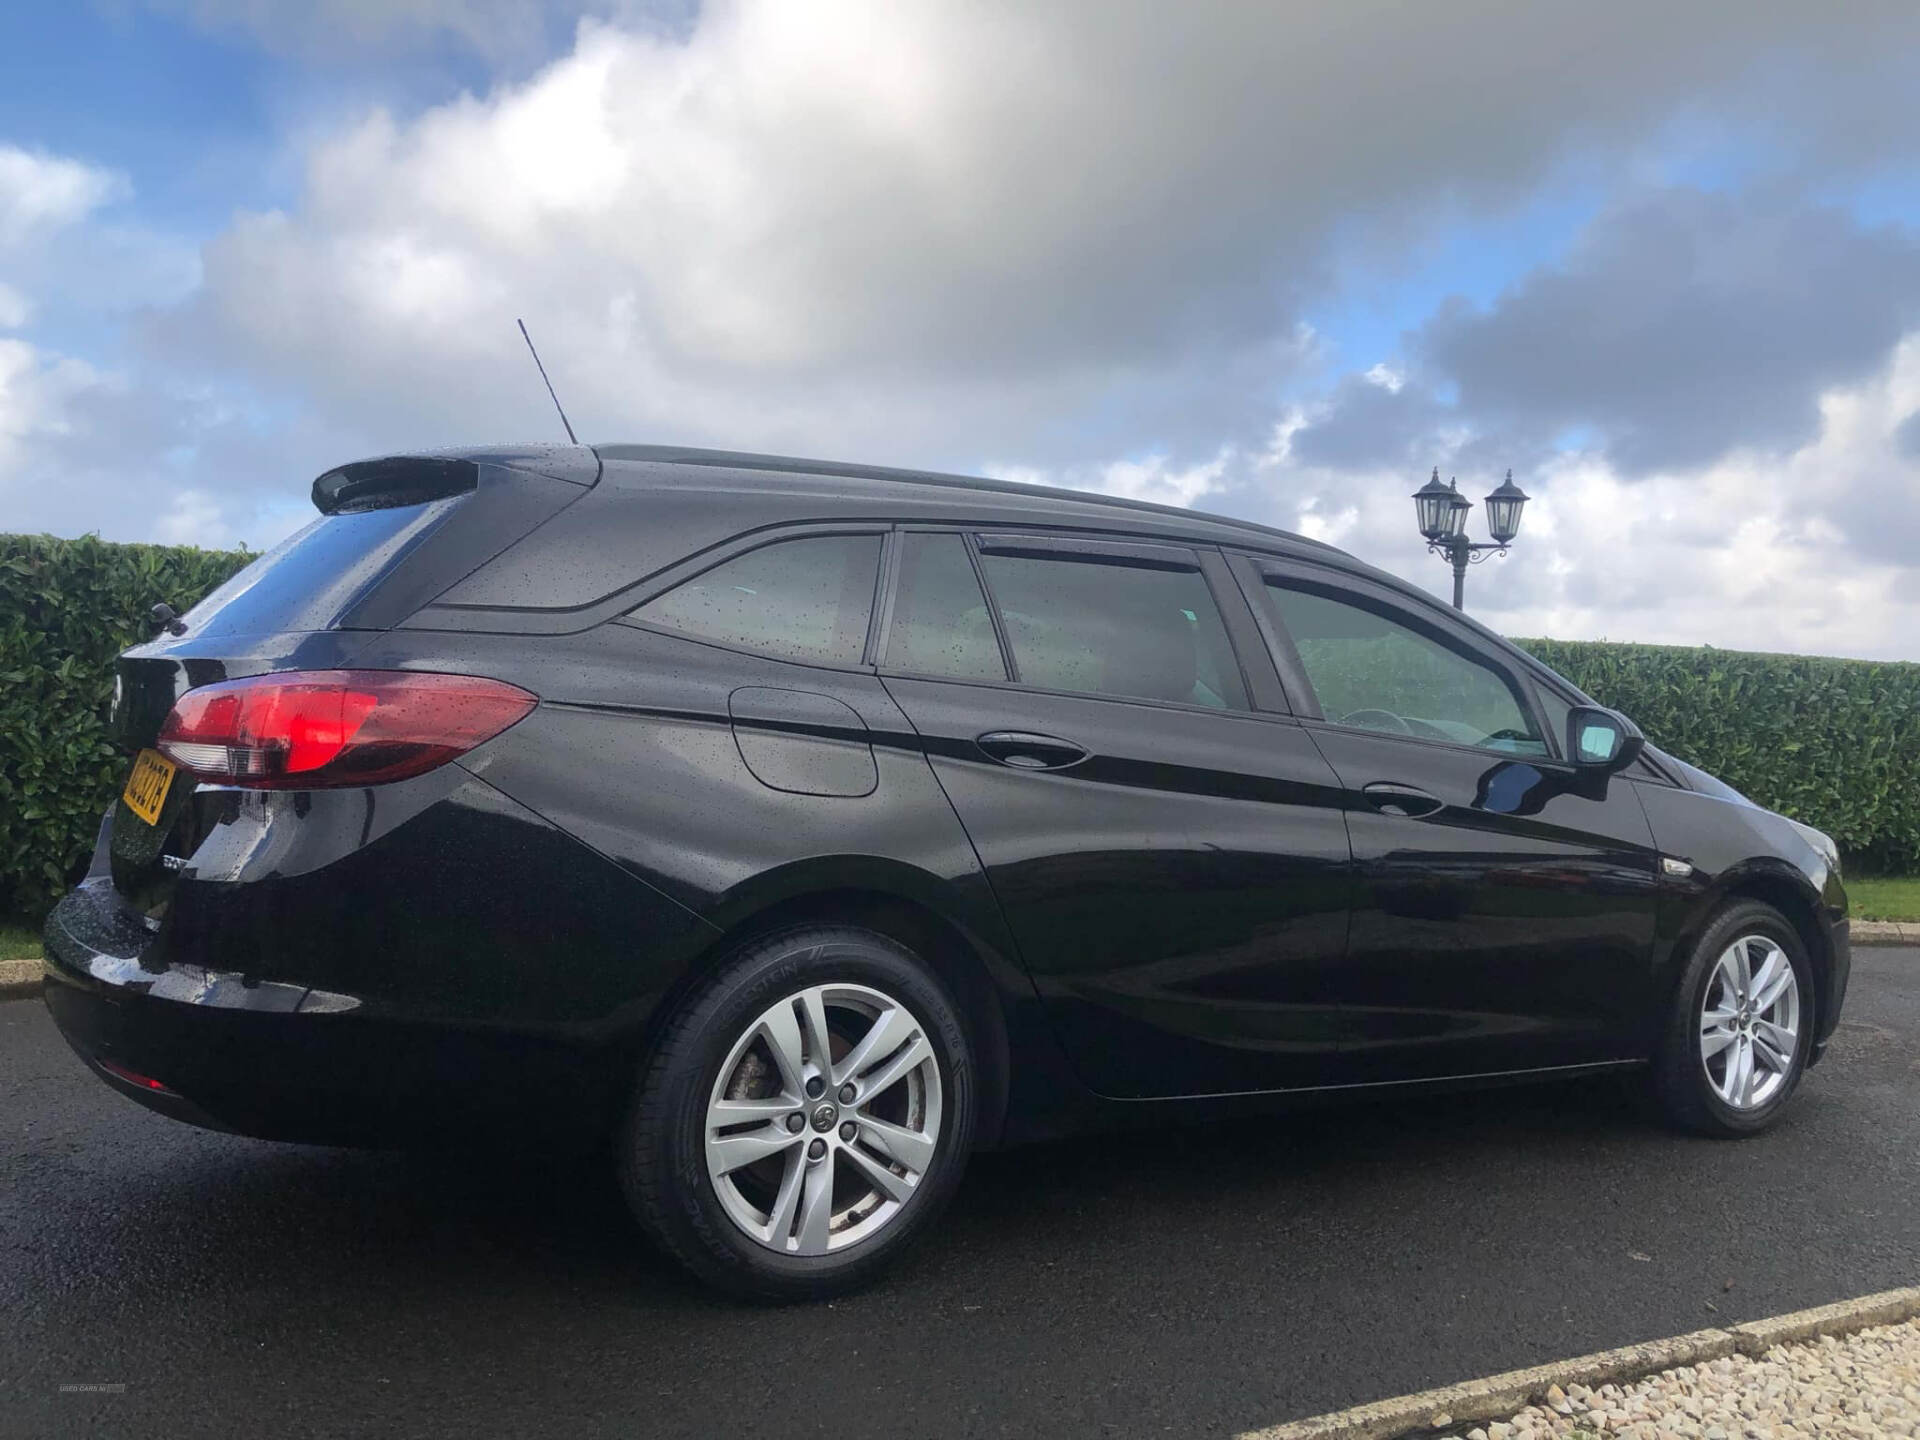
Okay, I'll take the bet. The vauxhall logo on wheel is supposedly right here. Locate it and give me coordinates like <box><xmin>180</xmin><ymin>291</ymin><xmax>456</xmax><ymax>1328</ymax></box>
<box><xmin>810</xmin><ymin>1103</ymin><xmax>839</xmax><ymax>1133</ymax></box>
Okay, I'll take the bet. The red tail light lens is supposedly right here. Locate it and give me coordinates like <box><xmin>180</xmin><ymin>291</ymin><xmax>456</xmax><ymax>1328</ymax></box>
<box><xmin>157</xmin><ymin>670</ymin><xmax>537</xmax><ymax>788</ymax></box>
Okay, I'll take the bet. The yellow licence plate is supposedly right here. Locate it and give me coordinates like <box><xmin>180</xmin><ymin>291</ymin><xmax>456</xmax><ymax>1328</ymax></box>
<box><xmin>121</xmin><ymin>749</ymin><xmax>178</xmax><ymax>826</ymax></box>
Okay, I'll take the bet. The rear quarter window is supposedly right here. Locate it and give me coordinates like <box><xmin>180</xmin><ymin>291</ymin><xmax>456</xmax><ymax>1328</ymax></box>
<box><xmin>629</xmin><ymin>534</ymin><xmax>883</xmax><ymax>666</ymax></box>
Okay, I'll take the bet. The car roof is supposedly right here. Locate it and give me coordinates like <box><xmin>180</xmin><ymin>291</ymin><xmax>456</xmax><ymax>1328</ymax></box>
<box><xmin>406</xmin><ymin>441</ymin><xmax>1544</xmax><ymax>675</ymax></box>
<box><xmin>585</xmin><ymin>445</ymin><xmax>1585</xmax><ymax>690</ymax></box>
<box><xmin>590</xmin><ymin>443</ymin><xmax>1347</xmax><ymax>560</ymax></box>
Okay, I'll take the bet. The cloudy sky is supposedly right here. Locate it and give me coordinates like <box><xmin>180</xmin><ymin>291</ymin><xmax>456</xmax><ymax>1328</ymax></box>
<box><xmin>3</xmin><ymin>2</ymin><xmax>1919</xmax><ymax>655</ymax></box>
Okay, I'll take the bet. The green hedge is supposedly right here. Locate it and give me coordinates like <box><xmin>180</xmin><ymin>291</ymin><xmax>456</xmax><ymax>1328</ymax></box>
<box><xmin>1520</xmin><ymin>638</ymin><xmax>1920</xmax><ymax>873</ymax></box>
<box><xmin>3</xmin><ymin>536</ymin><xmax>1917</xmax><ymax>917</ymax></box>
<box><xmin>1</xmin><ymin>534</ymin><xmax>252</xmax><ymax>919</ymax></box>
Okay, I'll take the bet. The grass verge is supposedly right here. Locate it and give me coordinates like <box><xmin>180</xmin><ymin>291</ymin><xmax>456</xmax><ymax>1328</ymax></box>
<box><xmin>1</xmin><ymin>919</ymin><xmax>42</xmax><ymax>963</ymax></box>
<box><xmin>1846</xmin><ymin>876</ymin><xmax>1920</xmax><ymax>922</ymax></box>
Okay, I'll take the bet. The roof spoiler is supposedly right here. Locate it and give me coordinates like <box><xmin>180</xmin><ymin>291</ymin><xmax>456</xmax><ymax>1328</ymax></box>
<box><xmin>312</xmin><ymin>457</ymin><xmax>480</xmax><ymax>515</ymax></box>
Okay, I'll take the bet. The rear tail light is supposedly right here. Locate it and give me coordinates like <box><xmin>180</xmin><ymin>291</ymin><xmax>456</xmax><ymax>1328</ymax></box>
<box><xmin>157</xmin><ymin>670</ymin><xmax>536</xmax><ymax>788</ymax></box>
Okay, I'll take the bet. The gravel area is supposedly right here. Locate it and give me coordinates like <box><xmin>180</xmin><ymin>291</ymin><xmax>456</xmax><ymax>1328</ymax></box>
<box><xmin>1432</xmin><ymin>1320</ymin><xmax>1920</xmax><ymax>1439</ymax></box>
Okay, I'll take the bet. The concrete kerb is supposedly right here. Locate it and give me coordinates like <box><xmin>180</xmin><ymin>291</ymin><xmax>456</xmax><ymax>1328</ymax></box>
<box><xmin>0</xmin><ymin>957</ymin><xmax>44</xmax><ymax>999</ymax></box>
<box><xmin>1852</xmin><ymin>919</ymin><xmax>1920</xmax><ymax>945</ymax></box>
<box><xmin>1237</xmin><ymin>1286</ymin><xmax>1920</xmax><ymax>1440</ymax></box>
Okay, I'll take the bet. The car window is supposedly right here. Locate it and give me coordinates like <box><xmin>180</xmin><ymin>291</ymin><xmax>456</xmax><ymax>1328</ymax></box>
<box><xmin>1532</xmin><ymin>682</ymin><xmax>1573</xmax><ymax>760</ymax></box>
<box><xmin>1266</xmin><ymin>581</ymin><xmax>1546</xmax><ymax>754</ymax></box>
<box><xmin>976</xmin><ymin>551</ymin><xmax>1248</xmax><ymax>709</ymax></box>
<box><xmin>632</xmin><ymin>534</ymin><xmax>881</xmax><ymax>665</ymax></box>
<box><xmin>885</xmin><ymin>533</ymin><xmax>1008</xmax><ymax>680</ymax></box>
<box><xmin>178</xmin><ymin>497</ymin><xmax>461</xmax><ymax>639</ymax></box>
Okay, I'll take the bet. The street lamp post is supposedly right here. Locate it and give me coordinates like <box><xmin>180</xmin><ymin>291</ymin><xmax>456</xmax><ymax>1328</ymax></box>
<box><xmin>1412</xmin><ymin>467</ymin><xmax>1530</xmax><ymax>610</ymax></box>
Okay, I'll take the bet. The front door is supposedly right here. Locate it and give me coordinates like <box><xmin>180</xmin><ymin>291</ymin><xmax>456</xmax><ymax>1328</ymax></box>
<box><xmin>1241</xmin><ymin>556</ymin><xmax>1665</xmax><ymax>1083</ymax></box>
<box><xmin>876</xmin><ymin>528</ymin><xmax>1353</xmax><ymax>1098</ymax></box>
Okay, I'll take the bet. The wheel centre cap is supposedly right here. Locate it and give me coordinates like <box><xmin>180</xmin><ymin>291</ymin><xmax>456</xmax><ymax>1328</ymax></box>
<box><xmin>810</xmin><ymin>1102</ymin><xmax>839</xmax><ymax>1132</ymax></box>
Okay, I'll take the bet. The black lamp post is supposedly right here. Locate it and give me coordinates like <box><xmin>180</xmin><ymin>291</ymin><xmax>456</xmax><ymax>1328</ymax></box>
<box><xmin>1412</xmin><ymin>467</ymin><xmax>1529</xmax><ymax>609</ymax></box>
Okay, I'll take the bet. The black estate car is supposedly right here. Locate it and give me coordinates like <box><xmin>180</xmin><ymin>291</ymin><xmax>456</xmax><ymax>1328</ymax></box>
<box><xmin>44</xmin><ymin>444</ymin><xmax>1849</xmax><ymax>1299</ymax></box>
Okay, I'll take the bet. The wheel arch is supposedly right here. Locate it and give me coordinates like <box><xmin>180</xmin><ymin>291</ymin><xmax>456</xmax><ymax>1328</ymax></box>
<box><xmin>639</xmin><ymin>859</ymin><xmax>1021</xmax><ymax>1149</ymax></box>
<box><xmin>1671</xmin><ymin>860</ymin><xmax>1833</xmax><ymax>1036</ymax></box>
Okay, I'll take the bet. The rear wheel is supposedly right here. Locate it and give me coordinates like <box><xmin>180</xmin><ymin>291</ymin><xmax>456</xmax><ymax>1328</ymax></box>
<box><xmin>620</xmin><ymin>924</ymin><xmax>975</xmax><ymax>1300</ymax></box>
<box><xmin>1651</xmin><ymin>900</ymin><xmax>1813</xmax><ymax>1136</ymax></box>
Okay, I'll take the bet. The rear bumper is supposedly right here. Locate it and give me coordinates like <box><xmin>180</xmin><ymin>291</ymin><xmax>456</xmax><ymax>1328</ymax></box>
<box><xmin>42</xmin><ymin>877</ymin><xmax>622</xmax><ymax>1148</ymax></box>
<box><xmin>40</xmin><ymin>766</ymin><xmax>716</xmax><ymax>1147</ymax></box>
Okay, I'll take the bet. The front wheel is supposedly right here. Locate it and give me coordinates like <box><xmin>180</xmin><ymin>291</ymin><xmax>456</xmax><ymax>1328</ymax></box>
<box><xmin>1651</xmin><ymin>900</ymin><xmax>1813</xmax><ymax>1137</ymax></box>
<box><xmin>620</xmin><ymin>924</ymin><xmax>975</xmax><ymax>1300</ymax></box>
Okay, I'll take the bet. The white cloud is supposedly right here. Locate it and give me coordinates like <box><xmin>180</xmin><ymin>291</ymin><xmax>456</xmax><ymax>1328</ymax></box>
<box><xmin>153</xmin><ymin>488</ymin><xmax>244</xmax><ymax>549</ymax></box>
<box><xmin>0</xmin><ymin>146</ymin><xmax>125</xmax><ymax>247</ymax></box>
<box><xmin>10</xmin><ymin>1</ymin><xmax>1920</xmax><ymax>663</ymax></box>
<box><xmin>0</xmin><ymin>337</ymin><xmax>105</xmax><ymax>480</ymax></box>
<box><xmin>0</xmin><ymin>143</ymin><xmax>198</xmax><ymax>326</ymax></box>
<box><xmin>1415</xmin><ymin>187</ymin><xmax>1920</xmax><ymax>473</ymax></box>
<box><xmin>0</xmin><ymin>140</ymin><xmax>226</xmax><ymax>543</ymax></box>
<box><xmin>164</xmin><ymin>2</ymin><xmax>1920</xmax><ymax>454</ymax></box>
<box><xmin>1159</xmin><ymin>335</ymin><xmax>1920</xmax><ymax>659</ymax></box>
<box><xmin>0</xmin><ymin>328</ymin><xmax>321</xmax><ymax>546</ymax></box>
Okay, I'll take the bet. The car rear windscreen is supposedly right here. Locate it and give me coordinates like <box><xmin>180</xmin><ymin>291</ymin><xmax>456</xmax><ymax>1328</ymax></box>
<box><xmin>177</xmin><ymin>496</ymin><xmax>465</xmax><ymax>639</ymax></box>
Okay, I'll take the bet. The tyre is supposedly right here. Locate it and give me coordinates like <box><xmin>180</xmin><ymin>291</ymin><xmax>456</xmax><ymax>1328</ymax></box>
<box><xmin>620</xmin><ymin>924</ymin><xmax>975</xmax><ymax>1300</ymax></box>
<box><xmin>1651</xmin><ymin>900</ymin><xmax>1814</xmax><ymax>1137</ymax></box>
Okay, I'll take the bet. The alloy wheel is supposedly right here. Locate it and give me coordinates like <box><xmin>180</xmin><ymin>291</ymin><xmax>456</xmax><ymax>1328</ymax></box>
<box><xmin>1698</xmin><ymin>933</ymin><xmax>1801</xmax><ymax>1111</ymax></box>
<box><xmin>704</xmin><ymin>982</ymin><xmax>943</xmax><ymax>1255</ymax></box>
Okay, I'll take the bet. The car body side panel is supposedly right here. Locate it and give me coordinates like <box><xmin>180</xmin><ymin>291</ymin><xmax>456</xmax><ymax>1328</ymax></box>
<box><xmin>360</xmin><ymin>621</ymin><xmax>1067</xmax><ymax>1136</ymax></box>
<box><xmin>177</xmin><ymin>769</ymin><xmax>714</xmax><ymax>1028</ymax></box>
<box><xmin>1232</xmin><ymin>550</ymin><xmax>1670</xmax><ymax>1081</ymax></box>
<box><xmin>884</xmin><ymin>676</ymin><xmax>1355</xmax><ymax>1099</ymax></box>
<box><xmin>53</xmin><ymin>610</ymin><xmax>1070</xmax><ymax>1146</ymax></box>
<box><xmin>1303</xmin><ymin>726</ymin><xmax>1667</xmax><ymax>1080</ymax></box>
<box><xmin>374</xmin><ymin>625</ymin><xmax>1000</xmax><ymax>928</ymax></box>
<box><xmin>1634</xmin><ymin>780</ymin><xmax>1849</xmax><ymax>1051</ymax></box>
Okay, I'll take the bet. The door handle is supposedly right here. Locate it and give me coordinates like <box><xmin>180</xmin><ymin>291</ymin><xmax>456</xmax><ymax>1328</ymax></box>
<box><xmin>976</xmin><ymin>731</ymin><xmax>1089</xmax><ymax>771</ymax></box>
<box><xmin>1362</xmin><ymin>782</ymin><xmax>1444</xmax><ymax>818</ymax></box>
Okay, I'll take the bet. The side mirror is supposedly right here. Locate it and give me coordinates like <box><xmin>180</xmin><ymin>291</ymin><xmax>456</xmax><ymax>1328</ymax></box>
<box><xmin>1567</xmin><ymin>706</ymin><xmax>1644</xmax><ymax>772</ymax></box>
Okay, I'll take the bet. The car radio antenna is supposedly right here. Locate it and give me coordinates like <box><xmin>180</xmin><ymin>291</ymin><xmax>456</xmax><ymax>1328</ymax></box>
<box><xmin>517</xmin><ymin>318</ymin><xmax>578</xmax><ymax>445</ymax></box>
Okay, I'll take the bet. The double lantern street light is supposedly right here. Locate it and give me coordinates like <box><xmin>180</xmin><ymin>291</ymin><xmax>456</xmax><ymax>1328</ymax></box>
<box><xmin>1412</xmin><ymin>467</ymin><xmax>1530</xmax><ymax>610</ymax></box>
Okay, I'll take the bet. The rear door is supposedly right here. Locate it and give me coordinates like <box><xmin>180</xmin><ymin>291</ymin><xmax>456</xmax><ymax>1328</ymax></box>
<box><xmin>877</xmin><ymin>528</ymin><xmax>1353</xmax><ymax>1099</ymax></box>
<box><xmin>1236</xmin><ymin>553</ymin><xmax>1664</xmax><ymax>1083</ymax></box>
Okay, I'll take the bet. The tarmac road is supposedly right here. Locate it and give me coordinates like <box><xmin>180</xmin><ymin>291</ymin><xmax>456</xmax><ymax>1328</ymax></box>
<box><xmin>4</xmin><ymin>950</ymin><xmax>1917</xmax><ymax>1439</ymax></box>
